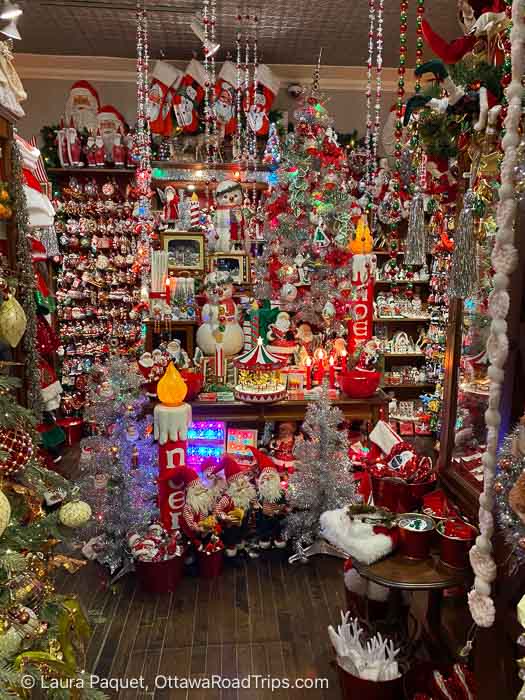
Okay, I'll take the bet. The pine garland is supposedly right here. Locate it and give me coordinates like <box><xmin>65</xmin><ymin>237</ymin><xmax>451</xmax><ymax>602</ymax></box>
<box><xmin>11</xmin><ymin>138</ymin><xmax>42</xmax><ymax>420</ymax></box>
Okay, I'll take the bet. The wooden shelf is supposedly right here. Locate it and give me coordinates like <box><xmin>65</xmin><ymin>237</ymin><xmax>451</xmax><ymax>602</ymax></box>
<box><xmin>374</xmin><ymin>317</ymin><xmax>430</xmax><ymax>323</ymax></box>
<box><xmin>383</xmin><ymin>352</ymin><xmax>425</xmax><ymax>358</ymax></box>
<box><xmin>151</xmin><ymin>178</ymin><xmax>268</xmax><ymax>191</ymax></box>
<box><xmin>373</xmin><ymin>249</ymin><xmax>404</xmax><ymax>255</ymax></box>
<box><xmin>48</xmin><ymin>167</ymin><xmax>135</xmax><ymax>174</ymax></box>
<box><xmin>375</xmin><ymin>279</ymin><xmax>430</xmax><ymax>286</ymax></box>
<box><xmin>152</xmin><ymin>160</ymin><xmax>271</xmax><ymax>172</ymax></box>
<box><xmin>381</xmin><ymin>382</ymin><xmax>436</xmax><ymax>389</ymax></box>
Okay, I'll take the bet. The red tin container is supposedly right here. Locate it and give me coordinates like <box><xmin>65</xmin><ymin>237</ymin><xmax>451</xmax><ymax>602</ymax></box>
<box><xmin>135</xmin><ymin>555</ymin><xmax>184</xmax><ymax>593</ymax></box>
<box><xmin>56</xmin><ymin>418</ymin><xmax>84</xmax><ymax>446</ymax></box>
<box><xmin>337</xmin><ymin>664</ymin><xmax>403</xmax><ymax>700</ymax></box>
<box><xmin>197</xmin><ymin>549</ymin><xmax>224</xmax><ymax>578</ymax></box>
<box><xmin>397</xmin><ymin>512</ymin><xmax>435</xmax><ymax>560</ymax></box>
<box><xmin>338</xmin><ymin>370</ymin><xmax>381</xmax><ymax>399</ymax></box>
<box><xmin>372</xmin><ymin>476</ymin><xmax>435</xmax><ymax>513</ymax></box>
<box><xmin>437</xmin><ymin>519</ymin><xmax>477</xmax><ymax>569</ymax></box>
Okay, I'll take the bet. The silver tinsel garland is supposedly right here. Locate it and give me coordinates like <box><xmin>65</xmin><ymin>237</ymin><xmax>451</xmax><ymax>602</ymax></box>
<box><xmin>449</xmin><ymin>188</ymin><xmax>478</xmax><ymax>299</ymax></box>
<box><xmin>404</xmin><ymin>189</ymin><xmax>426</xmax><ymax>266</ymax></box>
<box><xmin>283</xmin><ymin>385</ymin><xmax>355</xmax><ymax>554</ymax></box>
<box><xmin>11</xmin><ymin>139</ymin><xmax>42</xmax><ymax>420</ymax></box>
<box><xmin>494</xmin><ymin>423</ymin><xmax>525</xmax><ymax>574</ymax></box>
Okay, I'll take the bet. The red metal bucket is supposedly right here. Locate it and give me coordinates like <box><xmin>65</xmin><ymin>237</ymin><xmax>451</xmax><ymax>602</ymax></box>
<box><xmin>397</xmin><ymin>513</ymin><xmax>435</xmax><ymax>560</ymax></box>
<box><xmin>197</xmin><ymin>549</ymin><xmax>224</xmax><ymax>578</ymax></box>
<box><xmin>437</xmin><ymin>519</ymin><xmax>477</xmax><ymax>569</ymax></box>
<box><xmin>337</xmin><ymin>665</ymin><xmax>403</xmax><ymax>700</ymax></box>
<box><xmin>372</xmin><ymin>476</ymin><xmax>435</xmax><ymax>513</ymax></box>
<box><xmin>56</xmin><ymin>418</ymin><xmax>84</xmax><ymax>446</ymax></box>
<box><xmin>135</xmin><ymin>555</ymin><xmax>184</xmax><ymax>593</ymax></box>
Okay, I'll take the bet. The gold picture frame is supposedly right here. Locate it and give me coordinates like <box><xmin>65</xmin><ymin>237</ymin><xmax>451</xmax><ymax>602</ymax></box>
<box><xmin>161</xmin><ymin>231</ymin><xmax>206</xmax><ymax>274</ymax></box>
<box><xmin>209</xmin><ymin>252</ymin><xmax>251</xmax><ymax>285</ymax></box>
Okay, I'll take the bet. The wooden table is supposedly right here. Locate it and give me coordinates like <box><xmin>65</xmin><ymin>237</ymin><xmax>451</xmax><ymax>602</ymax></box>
<box><xmin>191</xmin><ymin>391</ymin><xmax>389</xmax><ymax>425</ymax></box>
<box><xmin>353</xmin><ymin>551</ymin><xmax>471</xmax><ymax>639</ymax></box>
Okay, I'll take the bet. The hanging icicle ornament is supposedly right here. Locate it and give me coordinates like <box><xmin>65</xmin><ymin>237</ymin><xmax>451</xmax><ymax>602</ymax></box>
<box><xmin>468</xmin><ymin>0</ymin><xmax>525</xmax><ymax>630</ymax></box>
<box><xmin>372</xmin><ymin>0</ymin><xmax>384</xmax><ymax>170</ymax></box>
<box><xmin>364</xmin><ymin>0</ymin><xmax>376</xmax><ymax>189</ymax></box>
<box><xmin>449</xmin><ymin>155</ymin><xmax>480</xmax><ymax>299</ymax></box>
<box><xmin>134</xmin><ymin>0</ymin><xmax>153</xmax><ymax>292</ymax></box>
<box><xmin>404</xmin><ymin>157</ymin><xmax>427</xmax><ymax>266</ymax></box>
<box><xmin>234</xmin><ymin>13</ymin><xmax>243</xmax><ymax>161</ymax></box>
<box><xmin>203</xmin><ymin>0</ymin><xmax>211</xmax><ymax>163</ymax></box>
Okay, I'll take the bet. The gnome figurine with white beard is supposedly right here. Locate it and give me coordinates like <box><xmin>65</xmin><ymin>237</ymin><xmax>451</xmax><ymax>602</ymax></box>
<box><xmin>201</xmin><ymin>458</ymin><xmax>227</xmax><ymax>502</ymax></box>
<box><xmin>213</xmin><ymin>454</ymin><xmax>257</xmax><ymax>560</ymax></box>
<box><xmin>250</xmin><ymin>447</ymin><xmax>289</xmax><ymax>550</ymax></box>
<box><xmin>173</xmin><ymin>466</ymin><xmax>217</xmax><ymax>543</ymax></box>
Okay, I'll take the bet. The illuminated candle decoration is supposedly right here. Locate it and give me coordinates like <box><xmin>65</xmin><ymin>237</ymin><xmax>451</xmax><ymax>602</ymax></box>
<box><xmin>165</xmin><ymin>276</ymin><xmax>171</xmax><ymax>305</ymax></box>
<box><xmin>305</xmin><ymin>356</ymin><xmax>312</xmax><ymax>390</ymax></box>
<box><xmin>329</xmin><ymin>355</ymin><xmax>336</xmax><ymax>389</ymax></box>
<box><xmin>313</xmin><ymin>348</ymin><xmax>325</xmax><ymax>385</ymax></box>
<box><xmin>153</xmin><ymin>363</ymin><xmax>193</xmax><ymax>531</ymax></box>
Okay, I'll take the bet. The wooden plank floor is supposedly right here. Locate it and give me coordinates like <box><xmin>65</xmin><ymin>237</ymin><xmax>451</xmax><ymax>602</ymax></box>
<box><xmin>58</xmin><ymin>553</ymin><xmax>345</xmax><ymax>700</ymax></box>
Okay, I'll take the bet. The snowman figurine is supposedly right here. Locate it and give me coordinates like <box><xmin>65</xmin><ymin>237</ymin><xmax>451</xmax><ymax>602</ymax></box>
<box><xmin>196</xmin><ymin>271</ymin><xmax>245</xmax><ymax>356</ymax></box>
<box><xmin>214</xmin><ymin>179</ymin><xmax>244</xmax><ymax>252</ymax></box>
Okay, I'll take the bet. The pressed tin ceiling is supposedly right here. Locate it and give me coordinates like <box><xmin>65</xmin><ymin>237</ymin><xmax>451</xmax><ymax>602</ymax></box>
<box><xmin>16</xmin><ymin>0</ymin><xmax>458</xmax><ymax>66</ymax></box>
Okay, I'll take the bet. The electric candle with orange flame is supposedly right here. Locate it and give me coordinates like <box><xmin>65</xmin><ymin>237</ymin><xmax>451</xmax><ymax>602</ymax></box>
<box><xmin>154</xmin><ymin>362</ymin><xmax>192</xmax><ymax>445</ymax></box>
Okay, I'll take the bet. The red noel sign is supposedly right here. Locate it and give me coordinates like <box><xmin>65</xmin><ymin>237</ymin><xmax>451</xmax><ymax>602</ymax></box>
<box><xmin>158</xmin><ymin>439</ymin><xmax>187</xmax><ymax>477</ymax></box>
<box><xmin>347</xmin><ymin>279</ymin><xmax>374</xmax><ymax>353</ymax></box>
<box><xmin>158</xmin><ymin>479</ymin><xmax>185</xmax><ymax>532</ymax></box>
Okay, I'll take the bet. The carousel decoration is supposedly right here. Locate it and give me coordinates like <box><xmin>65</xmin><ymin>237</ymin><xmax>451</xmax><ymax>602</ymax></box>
<box><xmin>233</xmin><ymin>337</ymin><xmax>286</xmax><ymax>404</ymax></box>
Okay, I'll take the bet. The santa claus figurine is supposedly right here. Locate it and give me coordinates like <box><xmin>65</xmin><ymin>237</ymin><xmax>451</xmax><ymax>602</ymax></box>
<box><xmin>94</xmin><ymin>129</ymin><xmax>105</xmax><ymax>167</ymax></box>
<box><xmin>160</xmin><ymin>185</ymin><xmax>179</xmax><ymax>224</ymax></box>
<box><xmin>213</xmin><ymin>454</ymin><xmax>257</xmax><ymax>560</ymax></box>
<box><xmin>269</xmin><ymin>422</ymin><xmax>298</xmax><ymax>476</ymax></box>
<box><xmin>250</xmin><ymin>447</ymin><xmax>289</xmax><ymax>549</ymax></box>
<box><xmin>66</xmin><ymin>119</ymin><xmax>82</xmax><ymax>167</ymax></box>
<box><xmin>167</xmin><ymin>466</ymin><xmax>217</xmax><ymax>542</ymax></box>
<box><xmin>213</xmin><ymin>179</ymin><xmax>244</xmax><ymax>253</ymax></box>
<box><xmin>85</xmin><ymin>133</ymin><xmax>97</xmax><ymax>167</ymax></box>
<box><xmin>112</xmin><ymin>128</ymin><xmax>126</xmax><ymax>167</ymax></box>
<box><xmin>97</xmin><ymin>104</ymin><xmax>126</xmax><ymax>161</ymax></box>
<box><xmin>266</xmin><ymin>311</ymin><xmax>297</xmax><ymax>359</ymax></box>
<box><xmin>65</xmin><ymin>80</ymin><xmax>100</xmax><ymax>132</ymax></box>
<box><xmin>201</xmin><ymin>457</ymin><xmax>227</xmax><ymax>501</ymax></box>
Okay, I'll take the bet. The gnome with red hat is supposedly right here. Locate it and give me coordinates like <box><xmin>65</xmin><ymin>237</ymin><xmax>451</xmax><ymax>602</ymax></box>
<box><xmin>213</xmin><ymin>454</ymin><xmax>257</xmax><ymax>559</ymax></box>
<box><xmin>163</xmin><ymin>465</ymin><xmax>216</xmax><ymax>542</ymax></box>
<box><xmin>201</xmin><ymin>457</ymin><xmax>226</xmax><ymax>502</ymax></box>
<box><xmin>250</xmin><ymin>447</ymin><xmax>289</xmax><ymax>550</ymax></box>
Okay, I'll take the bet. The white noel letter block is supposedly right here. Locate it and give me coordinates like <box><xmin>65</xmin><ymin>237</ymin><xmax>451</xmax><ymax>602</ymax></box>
<box><xmin>153</xmin><ymin>402</ymin><xmax>193</xmax><ymax>445</ymax></box>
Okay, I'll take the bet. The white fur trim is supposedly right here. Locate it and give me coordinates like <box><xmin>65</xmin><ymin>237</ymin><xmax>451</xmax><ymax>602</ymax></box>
<box><xmin>218</xmin><ymin>60</ymin><xmax>237</xmax><ymax>87</ymax></box>
<box><xmin>41</xmin><ymin>380</ymin><xmax>62</xmax><ymax>402</ymax></box>
<box><xmin>152</xmin><ymin>60</ymin><xmax>182</xmax><ymax>89</ymax></box>
<box><xmin>320</xmin><ymin>508</ymin><xmax>394</xmax><ymax>564</ymax></box>
<box><xmin>257</xmin><ymin>64</ymin><xmax>280</xmax><ymax>96</ymax></box>
<box><xmin>185</xmin><ymin>58</ymin><xmax>209</xmax><ymax>88</ymax></box>
<box><xmin>369</xmin><ymin>420</ymin><xmax>402</xmax><ymax>455</ymax></box>
<box><xmin>368</xmin><ymin>581</ymin><xmax>390</xmax><ymax>602</ymax></box>
<box><xmin>344</xmin><ymin>568</ymin><xmax>367</xmax><ymax>596</ymax></box>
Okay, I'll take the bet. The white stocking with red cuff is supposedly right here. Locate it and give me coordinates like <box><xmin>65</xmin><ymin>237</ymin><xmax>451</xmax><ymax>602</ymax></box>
<box><xmin>148</xmin><ymin>60</ymin><xmax>183</xmax><ymax>136</ymax></box>
<box><xmin>245</xmin><ymin>64</ymin><xmax>280</xmax><ymax>136</ymax></box>
<box><xmin>173</xmin><ymin>59</ymin><xmax>208</xmax><ymax>133</ymax></box>
<box><xmin>215</xmin><ymin>60</ymin><xmax>237</xmax><ymax>135</ymax></box>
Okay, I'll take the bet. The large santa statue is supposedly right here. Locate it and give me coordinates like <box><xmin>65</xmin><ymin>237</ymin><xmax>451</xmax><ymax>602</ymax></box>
<box><xmin>65</xmin><ymin>80</ymin><xmax>100</xmax><ymax>132</ymax></box>
<box><xmin>97</xmin><ymin>105</ymin><xmax>126</xmax><ymax>161</ymax></box>
<box><xmin>213</xmin><ymin>455</ymin><xmax>257</xmax><ymax>559</ymax></box>
<box><xmin>250</xmin><ymin>447</ymin><xmax>288</xmax><ymax>550</ymax></box>
<box><xmin>169</xmin><ymin>466</ymin><xmax>217</xmax><ymax>541</ymax></box>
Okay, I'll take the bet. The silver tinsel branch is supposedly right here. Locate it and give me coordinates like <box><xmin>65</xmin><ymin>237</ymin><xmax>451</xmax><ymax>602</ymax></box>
<box><xmin>404</xmin><ymin>189</ymin><xmax>426</xmax><ymax>266</ymax></box>
<box><xmin>284</xmin><ymin>384</ymin><xmax>355</xmax><ymax>553</ymax></box>
<box><xmin>494</xmin><ymin>423</ymin><xmax>525</xmax><ymax>574</ymax></box>
<box><xmin>449</xmin><ymin>188</ymin><xmax>478</xmax><ymax>299</ymax></box>
<box><xmin>11</xmin><ymin>138</ymin><xmax>43</xmax><ymax>420</ymax></box>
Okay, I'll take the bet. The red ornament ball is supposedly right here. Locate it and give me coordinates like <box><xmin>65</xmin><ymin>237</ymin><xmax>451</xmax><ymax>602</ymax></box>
<box><xmin>0</xmin><ymin>427</ymin><xmax>34</xmax><ymax>476</ymax></box>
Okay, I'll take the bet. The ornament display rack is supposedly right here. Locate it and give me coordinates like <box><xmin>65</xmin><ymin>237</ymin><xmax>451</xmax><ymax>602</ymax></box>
<box><xmin>51</xmin><ymin>167</ymin><xmax>142</xmax><ymax>416</ymax></box>
<box><xmin>373</xmin><ymin>246</ymin><xmax>438</xmax><ymax>401</ymax></box>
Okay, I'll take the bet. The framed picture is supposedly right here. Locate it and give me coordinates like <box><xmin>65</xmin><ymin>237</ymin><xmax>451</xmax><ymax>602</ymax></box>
<box><xmin>209</xmin><ymin>253</ymin><xmax>250</xmax><ymax>284</ymax></box>
<box><xmin>161</xmin><ymin>231</ymin><xmax>205</xmax><ymax>274</ymax></box>
<box><xmin>285</xmin><ymin>370</ymin><xmax>305</xmax><ymax>393</ymax></box>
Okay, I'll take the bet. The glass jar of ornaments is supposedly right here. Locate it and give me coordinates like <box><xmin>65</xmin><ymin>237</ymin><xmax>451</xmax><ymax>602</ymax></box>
<box><xmin>233</xmin><ymin>338</ymin><xmax>287</xmax><ymax>404</ymax></box>
<box><xmin>55</xmin><ymin>177</ymin><xmax>144</xmax><ymax>411</ymax></box>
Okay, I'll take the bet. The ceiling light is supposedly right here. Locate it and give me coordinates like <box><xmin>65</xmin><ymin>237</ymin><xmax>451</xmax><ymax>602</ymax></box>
<box><xmin>190</xmin><ymin>15</ymin><xmax>220</xmax><ymax>59</ymax></box>
<box><xmin>1</xmin><ymin>2</ymin><xmax>22</xmax><ymax>20</ymax></box>
<box><xmin>0</xmin><ymin>18</ymin><xmax>21</xmax><ymax>40</ymax></box>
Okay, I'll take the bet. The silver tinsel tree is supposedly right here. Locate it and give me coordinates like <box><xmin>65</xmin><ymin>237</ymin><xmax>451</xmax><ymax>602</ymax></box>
<box><xmin>284</xmin><ymin>385</ymin><xmax>355</xmax><ymax>554</ymax></box>
<box><xmin>78</xmin><ymin>357</ymin><xmax>158</xmax><ymax>573</ymax></box>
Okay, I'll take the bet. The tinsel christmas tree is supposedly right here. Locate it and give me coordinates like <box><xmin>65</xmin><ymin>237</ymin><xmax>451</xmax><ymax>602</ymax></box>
<box><xmin>255</xmin><ymin>81</ymin><xmax>357</xmax><ymax>327</ymax></box>
<box><xmin>78</xmin><ymin>357</ymin><xmax>158</xmax><ymax>574</ymax></box>
<box><xmin>284</xmin><ymin>385</ymin><xmax>355</xmax><ymax>554</ymax></box>
<box><xmin>0</xmin><ymin>374</ymin><xmax>100</xmax><ymax>697</ymax></box>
